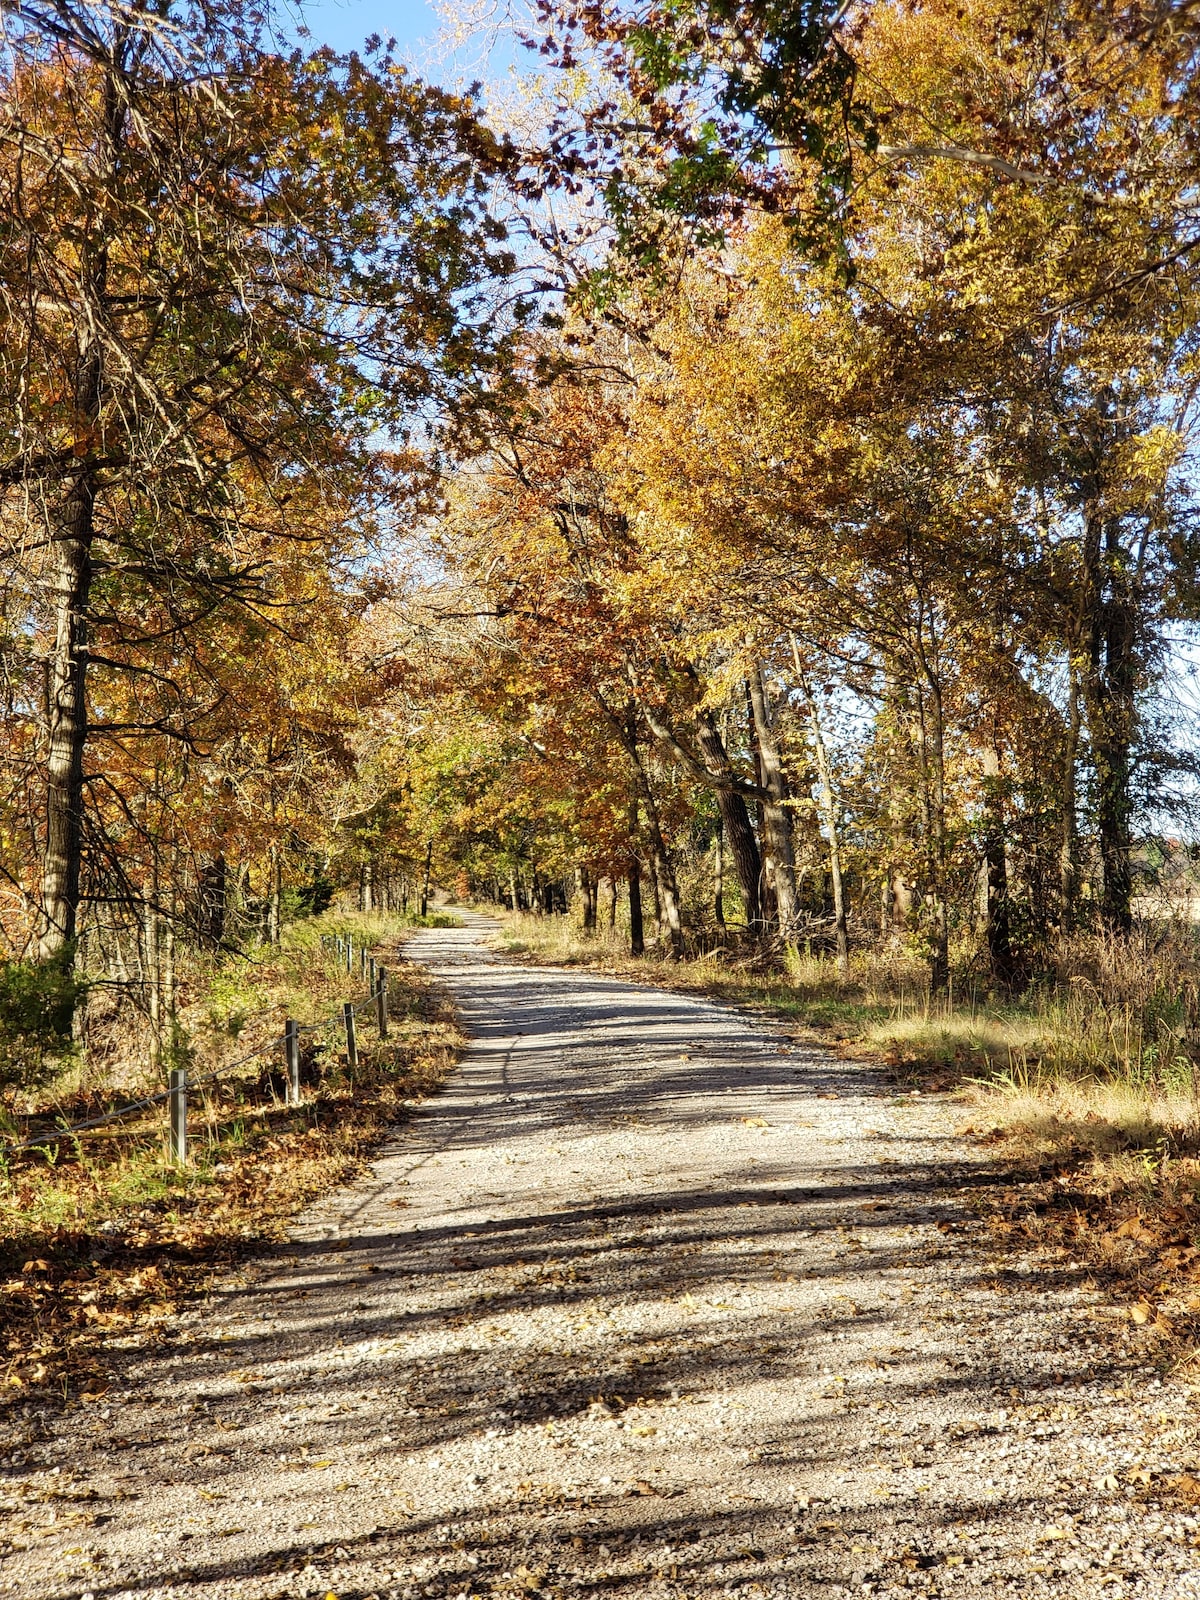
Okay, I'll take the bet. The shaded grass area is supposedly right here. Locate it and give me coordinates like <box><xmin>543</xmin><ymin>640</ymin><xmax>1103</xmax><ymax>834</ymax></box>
<box><xmin>0</xmin><ymin>912</ymin><xmax>463</xmax><ymax>1402</ymax></box>
<box><xmin>491</xmin><ymin>910</ymin><xmax>1200</xmax><ymax>1352</ymax></box>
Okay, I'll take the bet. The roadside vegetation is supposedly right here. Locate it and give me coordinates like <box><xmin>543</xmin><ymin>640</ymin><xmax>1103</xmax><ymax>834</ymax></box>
<box><xmin>0</xmin><ymin>911</ymin><xmax>463</xmax><ymax>1401</ymax></box>
<box><xmin>495</xmin><ymin>906</ymin><xmax>1200</xmax><ymax>1350</ymax></box>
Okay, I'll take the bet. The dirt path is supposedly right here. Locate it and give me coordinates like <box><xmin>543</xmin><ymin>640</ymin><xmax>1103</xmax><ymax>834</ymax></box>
<box><xmin>4</xmin><ymin>913</ymin><xmax>1198</xmax><ymax>1600</ymax></box>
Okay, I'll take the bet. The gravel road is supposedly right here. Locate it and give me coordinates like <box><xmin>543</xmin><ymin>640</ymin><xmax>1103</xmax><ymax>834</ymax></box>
<box><xmin>3</xmin><ymin>912</ymin><xmax>1199</xmax><ymax>1600</ymax></box>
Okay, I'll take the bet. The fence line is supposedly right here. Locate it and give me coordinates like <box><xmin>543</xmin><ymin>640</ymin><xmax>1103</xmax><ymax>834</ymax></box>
<box><xmin>1</xmin><ymin>937</ymin><xmax>391</xmax><ymax>1164</ymax></box>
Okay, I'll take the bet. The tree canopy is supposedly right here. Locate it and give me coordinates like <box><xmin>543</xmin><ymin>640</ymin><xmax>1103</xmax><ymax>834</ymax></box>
<box><xmin>2</xmin><ymin>0</ymin><xmax>1200</xmax><ymax>1062</ymax></box>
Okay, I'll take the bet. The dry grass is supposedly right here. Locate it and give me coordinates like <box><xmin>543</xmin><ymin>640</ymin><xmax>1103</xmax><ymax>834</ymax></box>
<box><xmin>0</xmin><ymin>911</ymin><xmax>463</xmax><ymax>1402</ymax></box>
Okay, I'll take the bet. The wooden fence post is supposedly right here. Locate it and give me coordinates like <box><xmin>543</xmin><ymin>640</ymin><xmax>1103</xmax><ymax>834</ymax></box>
<box><xmin>369</xmin><ymin>955</ymin><xmax>377</xmax><ymax>991</ymax></box>
<box><xmin>376</xmin><ymin>966</ymin><xmax>388</xmax><ymax>1039</ymax></box>
<box><xmin>345</xmin><ymin>937</ymin><xmax>353</xmax><ymax>975</ymax></box>
<box><xmin>168</xmin><ymin>1068</ymin><xmax>187</xmax><ymax>1166</ymax></box>
<box><xmin>285</xmin><ymin>1019</ymin><xmax>301</xmax><ymax>1105</ymax></box>
<box><xmin>343</xmin><ymin>1001</ymin><xmax>358</xmax><ymax>1072</ymax></box>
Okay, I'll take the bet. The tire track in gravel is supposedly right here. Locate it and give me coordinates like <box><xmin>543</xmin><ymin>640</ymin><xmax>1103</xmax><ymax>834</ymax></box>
<box><xmin>4</xmin><ymin>912</ymin><xmax>1198</xmax><ymax>1600</ymax></box>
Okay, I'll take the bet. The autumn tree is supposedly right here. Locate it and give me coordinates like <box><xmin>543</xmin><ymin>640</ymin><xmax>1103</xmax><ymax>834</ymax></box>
<box><xmin>0</xmin><ymin>0</ymin><xmax>523</xmax><ymax>970</ymax></box>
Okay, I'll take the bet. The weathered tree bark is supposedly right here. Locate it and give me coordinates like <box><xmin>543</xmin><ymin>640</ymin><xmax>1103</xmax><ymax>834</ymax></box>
<box><xmin>627</xmin><ymin>798</ymin><xmax>644</xmax><ymax>956</ymax></box>
<box><xmin>713</xmin><ymin>816</ymin><xmax>726</xmax><ymax>928</ymax></box>
<box><xmin>606</xmin><ymin>876</ymin><xmax>618</xmax><ymax>929</ymax></box>
<box><xmin>654</xmin><ymin>848</ymin><xmax>684</xmax><ymax>958</ymax></box>
<box><xmin>692</xmin><ymin>710</ymin><xmax>762</xmax><ymax>930</ymax></box>
<box><xmin>746</xmin><ymin>667</ymin><xmax>799</xmax><ymax>941</ymax></box>
<box><xmin>743</xmin><ymin>680</ymin><xmax>776</xmax><ymax>924</ymax></box>
<box><xmin>981</xmin><ymin>741</ymin><xmax>1016</xmax><ymax>987</ymax></box>
<box><xmin>39</xmin><ymin>468</ymin><xmax>95</xmax><ymax>962</ymax></box>
<box><xmin>797</xmin><ymin>658</ymin><xmax>848</xmax><ymax>977</ymax></box>
<box><xmin>197</xmin><ymin>855</ymin><xmax>228</xmax><ymax>950</ymax></box>
<box><xmin>888</xmin><ymin>871</ymin><xmax>913</xmax><ymax>935</ymax></box>
<box><xmin>361</xmin><ymin>858</ymin><xmax>374</xmax><ymax>914</ymax></box>
<box><xmin>648</xmin><ymin>856</ymin><xmax>663</xmax><ymax>929</ymax></box>
<box><xmin>633</xmin><ymin>757</ymin><xmax>684</xmax><ymax>959</ymax></box>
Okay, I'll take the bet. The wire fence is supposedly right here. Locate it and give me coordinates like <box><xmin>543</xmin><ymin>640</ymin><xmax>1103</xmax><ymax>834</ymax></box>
<box><xmin>0</xmin><ymin>933</ymin><xmax>393</xmax><ymax>1165</ymax></box>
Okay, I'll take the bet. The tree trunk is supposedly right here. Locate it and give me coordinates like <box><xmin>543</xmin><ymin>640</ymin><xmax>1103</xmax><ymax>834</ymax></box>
<box><xmin>981</xmin><ymin>741</ymin><xmax>1016</xmax><ymax>987</ymax></box>
<box><xmin>40</xmin><ymin>469</ymin><xmax>95</xmax><ymax>962</ymax></box>
<box><xmin>420</xmin><ymin>837</ymin><xmax>433</xmax><ymax>918</ymax></box>
<box><xmin>631</xmin><ymin>754</ymin><xmax>684</xmax><ymax>959</ymax></box>
<box><xmin>580</xmin><ymin>867</ymin><xmax>598</xmax><ymax>932</ymax></box>
<box><xmin>746</xmin><ymin>667</ymin><xmax>799</xmax><ymax>940</ymax></box>
<box><xmin>1059</xmin><ymin>656</ymin><xmax>1081</xmax><ymax>932</ymax></box>
<box><xmin>627</xmin><ymin>794</ymin><xmax>644</xmax><ymax>956</ymax></box>
<box><xmin>654</xmin><ymin>848</ymin><xmax>684</xmax><ymax>959</ymax></box>
<box><xmin>798</xmin><ymin>660</ymin><xmax>848</xmax><ymax>976</ymax></box>
<box><xmin>1079</xmin><ymin>506</ymin><xmax>1136</xmax><ymax>933</ymax></box>
<box><xmin>607</xmin><ymin>876</ymin><xmax>618</xmax><ymax>928</ymax></box>
<box><xmin>39</xmin><ymin>60</ymin><xmax>125</xmax><ymax>966</ymax></box>
<box><xmin>144</xmin><ymin>868</ymin><xmax>161</xmax><ymax>1069</ymax></box>
<box><xmin>913</xmin><ymin>677</ymin><xmax>949</xmax><ymax>992</ymax></box>
<box><xmin>713</xmin><ymin>816</ymin><xmax>726</xmax><ymax>928</ymax></box>
<box><xmin>163</xmin><ymin>889</ymin><xmax>176</xmax><ymax>1043</ymax></box>
<box><xmin>1099</xmin><ymin>522</ymin><xmax>1136</xmax><ymax>934</ymax></box>
<box><xmin>268</xmin><ymin>844</ymin><xmax>281</xmax><ymax>944</ymax></box>
<box><xmin>198</xmin><ymin>855</ymin><xmax>227</xmax><ymax>950</ymax></box>
<box><xmin>648</xmin><ymin>855</ymin><xmax>662</xmax><ymax>929</ymax></box>
<box><xmin>693</xmin><ymin>710</ymin><xmax>762</xmax><ymax>930</ymax></box>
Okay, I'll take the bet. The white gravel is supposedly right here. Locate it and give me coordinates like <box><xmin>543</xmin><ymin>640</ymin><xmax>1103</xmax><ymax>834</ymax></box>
<box><xmin>2</xmin><ymin>912</ymin><xmax>1198</xmax><ymax>1599</ymax></box>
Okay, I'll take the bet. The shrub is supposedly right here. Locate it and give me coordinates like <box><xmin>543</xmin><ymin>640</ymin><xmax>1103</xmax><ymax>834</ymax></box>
<box><xmin>0</xmin><ymin>950</ymin><xmax>82</xmax><ymax>1092</ymax></box>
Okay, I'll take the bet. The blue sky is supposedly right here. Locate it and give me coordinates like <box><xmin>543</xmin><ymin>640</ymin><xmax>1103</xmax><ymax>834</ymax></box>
<box><xmin>290</xmin><ymin>0</ymin><xmax>439</xmax><ymax>58</ymax></box>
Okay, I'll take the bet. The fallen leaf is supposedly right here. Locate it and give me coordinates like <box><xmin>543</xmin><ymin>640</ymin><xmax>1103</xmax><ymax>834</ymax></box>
<box><xmin>1117</xmin><ymin>1217</ymin><xmax>1159</xmax><ymax>1245</ymax></box>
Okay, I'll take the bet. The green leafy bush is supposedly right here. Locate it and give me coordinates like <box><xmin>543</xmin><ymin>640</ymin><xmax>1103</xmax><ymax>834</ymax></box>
<box><xmin>0</xmin><ymin>950</ymin><xmax>81</xmax><ymax>1091</ymax></box>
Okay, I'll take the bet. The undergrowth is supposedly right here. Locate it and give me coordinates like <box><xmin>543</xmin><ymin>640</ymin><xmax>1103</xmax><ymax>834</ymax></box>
<box><xmin>0</xmin><ymin>911</ymin><xmax>463</xmax><ymax>1401</ymax></box>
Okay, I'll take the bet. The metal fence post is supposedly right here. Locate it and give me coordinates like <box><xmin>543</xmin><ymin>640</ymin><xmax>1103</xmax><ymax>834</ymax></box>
<box><xmin>168</xmin><ymin>1068</ymin><xmax>187</xmax><ymax>1166</ymax></box>
<box><xmin>285</xmin><ymin>1018</ymin><xmax>301</xmax><ymax>1105</ymax></box>
<box><xmin>376</xmin><ymin>966</ymin><xmax>388</xmax><ymax>1039</ymax></box>
<box><xmin>343</xmin><ymin>1001</ymin><xmax>358</xmax><ymax>1072</ymax></box>
<box><xmin>345</xmin><ymin>937</ymin><xmax>353</xmax><ymax>975</ymax></box>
